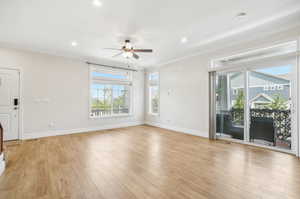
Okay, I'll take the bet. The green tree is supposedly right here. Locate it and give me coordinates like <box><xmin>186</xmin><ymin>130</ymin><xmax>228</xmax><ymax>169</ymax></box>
<box><xmin>92</xmin><ymin>88</ymin><xmax>112</xmax><ymax>110</ymax></box>
<box><xmin>266</xmin><ymin>94</ymin><xmax>288</xmax><ymax>110</ymax></box>
<box><xmin>233</xmin><ymin>90</ymin><xmax>244</xmax><ymax>109</ymax></box>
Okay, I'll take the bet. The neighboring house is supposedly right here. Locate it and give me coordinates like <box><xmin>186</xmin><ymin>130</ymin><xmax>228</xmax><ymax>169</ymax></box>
<box><xmin>249</xmin><ymin>93</ymin><xmax>275</xmax><ymax>109</ymax></box>
<box><xmin>231</xmin><ymin>71</ymin><xmax>291</xmax><ymax>109</ymax></box>
<box><xmin>216</xmin><ymin>71</ymin><xmax>291</xmax><ymax>110</ymax></box>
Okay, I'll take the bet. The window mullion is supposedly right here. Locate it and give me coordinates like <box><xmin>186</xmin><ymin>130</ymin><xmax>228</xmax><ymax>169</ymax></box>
<box><xmin>110</xmin><ymin>86</ymin><xmax>113</xmax><ymax>116</ymax></box>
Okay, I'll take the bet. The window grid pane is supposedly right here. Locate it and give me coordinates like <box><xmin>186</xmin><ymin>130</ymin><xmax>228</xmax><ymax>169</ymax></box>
<box><xmin>148</xmin><ymin>72</ymin><xmax>159</xmax><ymax>115</ymax></box>
<box><xmin>91</xmin><ymin>83</ymin><xmax>131</xmax><ymax>117</ymax></box>
<box><xmin>150</xmin><ymin>86</ymin><xmax>159</xmax><ymax>114</ymax></box>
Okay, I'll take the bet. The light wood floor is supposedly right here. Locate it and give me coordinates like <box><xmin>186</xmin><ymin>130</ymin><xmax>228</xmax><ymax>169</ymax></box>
<box><xmin>1</xmin><ymin>125</ymin><xmax>300</xmax><ymax>199</ymax></box>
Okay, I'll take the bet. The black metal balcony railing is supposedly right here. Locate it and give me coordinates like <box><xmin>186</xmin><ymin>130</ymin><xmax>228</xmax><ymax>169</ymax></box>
<box><xmin>217</xmin><ymin>108</ymin><xmax>291</xmax><ymax>146</ymax></box>
<box><xmin>250</xmin><ymin>109</ymin><xmax>291</xmax><ymax>143</ymax></box>
<box><xmin>231</xmin><ymin>108</ymin><xmax>244</xmax><ymax>125</ymax></box>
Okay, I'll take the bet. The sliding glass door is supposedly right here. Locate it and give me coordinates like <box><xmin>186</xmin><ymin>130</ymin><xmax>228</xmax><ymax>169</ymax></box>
<box><xmin>215</xmin><ymin>63</ymin><xmax>296</xmax><ymax>152</ymax></box>
<box><xmin>248</xmin><ymin>64</ymin><xmax>294</xmax><ymax>150</ymax></box>
<box><xmin>211</xmin><ymin>41</ymin><xmax>299</xmax><ymax>154</ymax></box>
<box><xmin>216</xmin><ymin>71</ymin><xmax>245</xmax><ymax>140</ymax></box>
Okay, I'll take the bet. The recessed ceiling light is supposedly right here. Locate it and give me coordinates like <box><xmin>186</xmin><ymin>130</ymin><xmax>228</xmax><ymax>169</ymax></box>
<box><xmin>93</xmin><ymin>0</ymin><xmax>103</xmax><ymax>7</ymax></box>
<box><xmin>236</xmin><ymin>12</ymin><xmax>247</xmax><ymax>18</ymax></box>
<box><xmin>181</xmin><ymin>37</ymin><xmax>188</xmax><ymax>43</ymax></box>
<box><xmin>71</xmin><ymin>41</ymin><xmax>78</xmax><ymax>47</ymax></box>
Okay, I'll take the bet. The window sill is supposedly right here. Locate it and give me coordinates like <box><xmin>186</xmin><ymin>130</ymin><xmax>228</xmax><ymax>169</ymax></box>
<box><xmin>89</xmin><ymin>114</ymin><xmax>133</xmax><ymax>119</ymax></box>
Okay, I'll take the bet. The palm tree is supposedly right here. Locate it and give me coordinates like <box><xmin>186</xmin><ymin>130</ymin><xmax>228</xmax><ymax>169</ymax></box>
<box><xmin>233</xmin><ymin>90</ymin><xmax>244</xmax><ymax>109</ymax></box>
<box><xmin>232</xmin><ymin>90</ymin><xmax>244</xmax><ymax>124</ymax></box>
<box><xmin>266</xmin><ymin>94</ymin><xmax>288</xmax><ymax>110</ymax></box>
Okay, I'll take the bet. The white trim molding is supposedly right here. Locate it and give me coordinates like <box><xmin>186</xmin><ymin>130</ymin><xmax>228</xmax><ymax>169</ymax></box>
<box><xmin>145</xmin><ymin>121</ymin><xmax>208</xmax><ymax>138</ymax></box>
<box><xmin>89</xmin><ymin>65</ymin><xmax>134</xmax><ymax>119</ymax></box>
<box><xmin>22</xmin><ymin>121</ymin><xmax>144</xmax><ymax>140</ymax></box>
<box><xmin>0</xmin><ymin>153</ymin><xmax>5</xmax><ymax>176</ymax></box>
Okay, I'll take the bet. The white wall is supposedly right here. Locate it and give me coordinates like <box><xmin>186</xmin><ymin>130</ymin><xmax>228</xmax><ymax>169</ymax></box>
<box><xmin>0</xmin><ymin>48</ymin><xmax>144</xmax><ymax>139</ymax></box>
<box><xmin>145</xmin><ymin>57</ymin><xmax>209</xmax><ymax>137</ymax></box>
<box><xmin>145</xmin><ymin>27</ymin><xmax>300</xmax><ymax>138</ymax></box>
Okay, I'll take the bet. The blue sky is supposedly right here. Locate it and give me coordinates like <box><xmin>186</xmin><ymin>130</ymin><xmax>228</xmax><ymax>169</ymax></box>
<box><xmin>256</xmin><ymin>65</ymin><xmax>291</xmax><ymax>75</ymax></box>
<box><xmin>92</xmin><ymin>72</ymin><xmax>127</xmax><ymax>99</ymax></box>
<box><xmin>92</xmin><ymin>72</ymin><xmax>126</xmax><ymax>79</ymax></box>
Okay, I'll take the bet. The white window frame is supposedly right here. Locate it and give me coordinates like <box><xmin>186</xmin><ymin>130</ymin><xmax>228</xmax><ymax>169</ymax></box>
<box><xmin>89</xmin><ymin>66</ymin><xmax>133</xmax><ymax>118</ymax></box>
<box><xmin>148</xmin><ymin>72</ymin><xmax>160</xmax><ymax>115</ymax></box>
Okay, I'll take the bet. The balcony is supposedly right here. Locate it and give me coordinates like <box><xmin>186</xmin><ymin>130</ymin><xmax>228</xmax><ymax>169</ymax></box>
<box><xmin>217</xmin><ymin>108</ymin><xmax>291</xmax><ymax>150</ymax></box>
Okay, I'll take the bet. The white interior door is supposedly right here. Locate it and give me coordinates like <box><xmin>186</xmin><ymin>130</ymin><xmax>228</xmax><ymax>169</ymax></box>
<box><xmin>0</xmin><ymin>69</ymin><xmax>20</xmax><ymax>141</ymax></box>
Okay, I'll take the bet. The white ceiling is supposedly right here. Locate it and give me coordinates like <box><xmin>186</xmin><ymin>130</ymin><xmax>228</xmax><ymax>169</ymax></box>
<box><xmin>0</xmin><ymin>0</ymin><xmax>300</xmax><ymax>67</ymax></box>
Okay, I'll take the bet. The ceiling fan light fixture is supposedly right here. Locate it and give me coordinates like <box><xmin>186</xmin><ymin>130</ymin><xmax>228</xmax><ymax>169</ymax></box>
<box><xmin>125</xmin><ymin>43</ymin><xmax>132</xmax><ymax>49</ymax></box>
<box><xmin>105</xmin><ymin>39</ymin><xmax>152</xmax><ymax>60</ymax></box>
<box><xmin>123</xmin><ymin>52</ymin><xmax>133</xmax><ymax>58</ymax></box>
<box><xmin>124</xmin><ymin>40</ymin><xmax>132</xmax><ymax>49</ymax></box>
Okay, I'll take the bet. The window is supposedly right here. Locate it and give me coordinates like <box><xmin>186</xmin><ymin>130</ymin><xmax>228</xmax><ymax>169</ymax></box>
<box><xmin>263</xmin><ymin>84</ymin><xmax>284</xmax><ymax>91</ymax></box>
<box><xmin>148</xmin><ymin>72</ymin><xmax>159</xmax><ymax>115</ymax></box>
<box><xmin>90</xmin><ymin>67</ymin><xmax>132</xmax><ymax>118</ymax></box>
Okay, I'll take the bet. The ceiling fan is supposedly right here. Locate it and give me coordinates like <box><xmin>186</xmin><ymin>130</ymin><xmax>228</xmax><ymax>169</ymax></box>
<box><xmin>104</xmin><ymin>40</ymin><xmax>153</xmax><ymax>59</ymax></box>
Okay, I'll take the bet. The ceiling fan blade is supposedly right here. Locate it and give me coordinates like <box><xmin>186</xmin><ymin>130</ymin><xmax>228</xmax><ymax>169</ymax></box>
<box><xmin>132</xmin><ymin>49</ymin><xmax>153</xmax><ymax>53</ymax></box>
<box><xmin>112</xmin><ymin>52</ymin><xmax>123</xmax><ymax>58</ymax></box>
<box><xmin>104</xmin><ymin>48</ymin><xmax>122</xmax><ymax>51</ymax></box>
<box><xmin>132</xmin><ymin>53</ymin><xmax>139</xmax><ymax>59</ymax></box>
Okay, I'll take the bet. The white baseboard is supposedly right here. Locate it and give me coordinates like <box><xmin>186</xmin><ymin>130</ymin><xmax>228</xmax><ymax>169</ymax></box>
<box><xmin>145</xmin><ymin>121</ymin><xmax>208</xmax><ymax>138</ymax></box>
<box><xmin>0</xmin><ymin>153</ymin><xmax>5</xmax><ymax>176</ymax></box>
<box><xmin>22</xmin><ymin>121</ymin><xmax>144</xmax><ymax>140</ymax></box>
<box><xmin>21</xmin><ymin>120</ymin><xmax>208</xmax><ymax>140</ymax></box>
